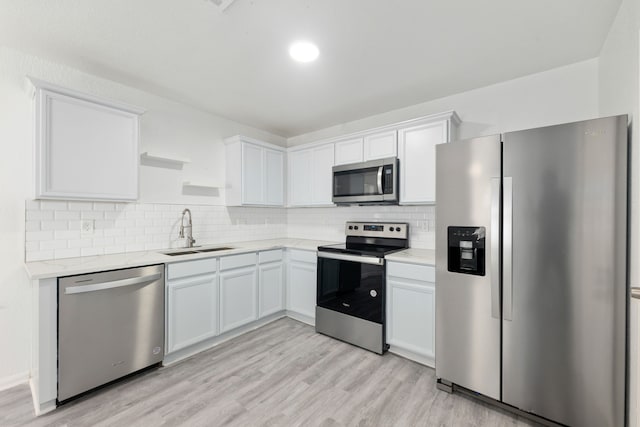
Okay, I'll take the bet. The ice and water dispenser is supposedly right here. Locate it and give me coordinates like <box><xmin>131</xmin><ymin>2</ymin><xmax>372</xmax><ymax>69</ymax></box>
<box><xmin>447</xmin><ymin>226</ymin><xmax>486</xmax><ymax>276</ymax></box>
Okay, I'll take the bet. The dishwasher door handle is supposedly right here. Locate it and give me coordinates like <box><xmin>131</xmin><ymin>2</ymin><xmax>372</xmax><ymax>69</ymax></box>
<box><xmin>65</xmin><ymin>273</ymin><xmax>163</xmax><ymax>295</ymax></box>
<box><xmin>632</xmin><ymin>287</ymin><xmax>640</xmax><ymax>300</ymax></box>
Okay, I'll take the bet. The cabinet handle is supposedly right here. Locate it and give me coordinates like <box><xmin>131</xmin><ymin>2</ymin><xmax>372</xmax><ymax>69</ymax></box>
<box><xmin>65</xmin><ymin>273</ymin><xmax>162</xmax><ymax>295</ymax></box>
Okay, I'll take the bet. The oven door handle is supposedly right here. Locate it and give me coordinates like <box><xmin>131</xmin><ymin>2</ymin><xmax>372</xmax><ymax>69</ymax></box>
<box><xmin>317</xmin><ymin>251</ymin><xmax>385</xmax><ymax>266</ymax></box>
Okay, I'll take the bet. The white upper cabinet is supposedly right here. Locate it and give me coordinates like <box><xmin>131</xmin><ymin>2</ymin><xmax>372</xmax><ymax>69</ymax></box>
<box><xmin>334</xmin><ymin>137</ymin><xmax>364</xmax><ymax>165</ymax></box>
<box><xmin>363</xmin><ymin>130</ymin><xmax>397</xmax><ymax>161</ymax></box>
<box><xmin>288</xmin><ymin>144</ymin><xmax>335</xmax><ymax>207</ymax></box>
<box><xmin>288</xmin><ymin>149</ymin><xmax>312</xmax><ymax>206</ymax></box>
<box><xmin>334</xmin><ymin>131</ymin><xmax>397</xmax><ymax>165</ymax></box>
<box><xmin>398</xmin><ymin>112</ymin><xmax>460</xmax><ymax>204</ymax></box>
<box><xmin>225</xmin><ymin>136</ymin><xmax>285</xmax><ymax>206</ymax></box>
<box><xmin>29</xmin><ymin>78</ymin><xmax>144</xmax><ymax>201</ymax></box>
<box><xmin>311</xmin><ymin>144</ymin><xmax>335</xmax><ymax>205</ymax></box>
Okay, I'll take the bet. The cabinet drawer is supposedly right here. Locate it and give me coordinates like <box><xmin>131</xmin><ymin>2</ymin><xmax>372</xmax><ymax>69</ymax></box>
<box><xmin>220</xmin><ymin>252</ymin><xmax>257</xmax><ymax>271</ymax></box>
<box><xmin>387</xmin><ymin>262</ymin><xmax>435</xmax><ymax>283</ymax></box>
<box><xmin>167</xmin><ymin>258</ymin><xmax>217</xmax><ymax>280</ymax></box>
<box><xmin>259</xmin><ymin>249</ymin><xmax>283</xmax><ymax>264</ymax></box>
<box><xmin>288</xmin><ymin>249</ymin><xmax>317</xmax><ymax>264</ymax></box>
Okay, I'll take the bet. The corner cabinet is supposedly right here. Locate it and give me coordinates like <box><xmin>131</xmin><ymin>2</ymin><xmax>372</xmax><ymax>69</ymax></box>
<box><xmin>398</xmin><ymin>111</ymin><xmax>460</xmax><ymax>204</ymax></box>
<box><xmin>287</xmin><ymin>144</ymin><xmax>335</xmax><ymax>206</ymax></box>
<box><xmin>219</xmin><ymin>253</ymin><xmax>258</xmax><ymax>333</ymax></box>
<box><xmin>29</xmin><ymin>78</ymin><xmax>144</xmax><ymax>201</ymax></box>
<box><xmin>386</xmin><ymin>261</ymin><xmax>436</xmax><ymax>367</ymax></box>
<box><xmin>225</xmin><ymin>136</ymin><xmax>285</xmax><ymax>206</ymax></box>
<box><xmin>286</xmin><ymin>249</ymin><xmax>317</xmax><ymax>324</ymax></box>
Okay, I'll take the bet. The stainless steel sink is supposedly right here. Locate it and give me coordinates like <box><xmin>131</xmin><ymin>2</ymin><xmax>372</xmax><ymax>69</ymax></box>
<box><xmin>162</xmin><ymin>246</ymin><xmax>235</xmax><ymax>256</ymax></box>
<box><xmin>163</xmin><ymin>250</ymin><xmax>200</xmax><ymax>256</ymax></box>
<box><xmin>196</xmin><ymin>246</ymin><xmax>234</xmax><ymax>252</ymax></box>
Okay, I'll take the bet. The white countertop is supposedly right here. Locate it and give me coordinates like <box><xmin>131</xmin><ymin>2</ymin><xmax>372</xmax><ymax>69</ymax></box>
<box><xmin>25</xmin><ymin>238</ymin><xmax>338</xmax><ymax>280</ymax></box>
<box><xmin>385</xmin><ymin>248</ymin><xmax>436</xmax><ymax>266</ymax></box>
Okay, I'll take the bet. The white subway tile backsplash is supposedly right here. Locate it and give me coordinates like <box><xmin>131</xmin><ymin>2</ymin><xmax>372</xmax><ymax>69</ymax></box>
<box><xmin>26</xmin><ymin>200</ymin><xmax>429</xmax><ymax>261</ymax></box>
<box><xmin>41</xmin><ymin>220</ymin><xmax>68</xmax><ymax>231</ymax></box>
<box><xmin>40</xmin><ymin>240</ymin><xmax>67</xmax><ymax>251</ymax></box>
<box><xmin>26</xmin><ymin>230</ymin><xmax>54</xmax><ymax>242</ymax></box>
<box><xmin>40</xmin><ymin>201</ymin><xmax>67</xmax><ymax>210</ymax></box>
<box><xmin>26</xmin><ymin>210</ymin><xmax>54</xmax><ymax>221</ymax></box>
<box><xmin>54</xmin><ymin>211</ymin><xmax>81</xmax><ymax>220</ymax></box>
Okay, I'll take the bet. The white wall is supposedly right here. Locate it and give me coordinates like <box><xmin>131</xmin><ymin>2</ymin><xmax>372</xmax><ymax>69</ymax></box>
<box><xmin>0</xmin><ymin>46</ymin><xmax>286</xmax><ymax>390</ymax></box>
<box><xmin>597</xmin><ymin>1</ymin><xmax>640</xmax><ymax>425</ymax></box>
<box><xmin>288</xmin><ymin>58</ymin><xmax>600</xmax><ymax>146</ymax></box>
<box><xmin>598</xmin><ymin>0</ymin><xmax>640</xmax><ymax>288</ymax></box>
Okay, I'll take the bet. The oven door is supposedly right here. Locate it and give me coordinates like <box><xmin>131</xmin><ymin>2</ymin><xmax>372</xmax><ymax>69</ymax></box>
<box><xmin>316</xmin><ymin>251</ymin><xmax>385</xmax><ymax>324</ymax></box>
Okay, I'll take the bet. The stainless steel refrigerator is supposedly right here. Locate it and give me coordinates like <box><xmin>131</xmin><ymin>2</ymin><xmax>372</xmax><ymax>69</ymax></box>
<box><xmin>435</xmin><ymin>115</ymin><xmax>628</xmax><ymax>427</ymax></box>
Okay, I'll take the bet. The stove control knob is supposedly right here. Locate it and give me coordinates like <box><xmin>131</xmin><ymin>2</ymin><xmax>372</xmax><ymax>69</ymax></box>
<box><xmin>348</xmin><ymin>226</ymin><xmax>353</xmax><ymax>230</ymax></box>
<box><xmin>389</xmin><ymin>227</ymin><xmax>393</xmax><ymax>232</ymax></box>
<box><xmin>395</xmin><ymin>227</ymin><xmax>401</xmax><ymax>232</ymax></box>
<box><xmin>354</xmin><ymin>226</ymin><xmax>359</xmax><ymax>230</ymax></box>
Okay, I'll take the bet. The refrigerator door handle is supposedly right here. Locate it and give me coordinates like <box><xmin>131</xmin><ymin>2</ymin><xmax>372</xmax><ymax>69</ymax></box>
<box><xmin>503</xmin><ymin>177</ymin><xmax>513</xmax><ymax>321</ymax></box>
<box><xmin>490</xmin><ymin>177</ymin><xmax>500</xmax><ymax>319</ymax></box>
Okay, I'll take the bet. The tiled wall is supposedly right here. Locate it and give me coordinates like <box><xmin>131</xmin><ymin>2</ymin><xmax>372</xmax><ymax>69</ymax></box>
<box><xmin>24</xmin><ymin>201</ymin><xmax>435</xmax><ymax>262</ymax></box>
<box><xmin>25</xmin><ymin>200</ymin><xmax>287</xmax><ymax>262</ymax></box>
<box><xmin>286</xmin><ymin>205</ymin><xmax>435</xmax><ymax>249</ymax></box>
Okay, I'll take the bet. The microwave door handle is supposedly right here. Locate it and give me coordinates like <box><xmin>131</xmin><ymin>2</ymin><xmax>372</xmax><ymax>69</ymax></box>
<box><xmin>377</xmin><ymin>166</ymin><xmax>383</xmax><ymax>194</ymax></box>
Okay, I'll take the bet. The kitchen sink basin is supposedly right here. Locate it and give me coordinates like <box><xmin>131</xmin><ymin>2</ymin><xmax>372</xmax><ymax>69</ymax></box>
<box><xmin>162</xmin><ymin>246</ymin><xmax>235</xmax><ymax>256</ymax></box>
<box><xmin>163</xmin><ymin>250</ymin><xmax>200</xmax><ymax>256</ymax></box>
<box><xmin>196</xmin><ymin>246</ymin><xmax>234</xmax><ymax>252</ymax></box>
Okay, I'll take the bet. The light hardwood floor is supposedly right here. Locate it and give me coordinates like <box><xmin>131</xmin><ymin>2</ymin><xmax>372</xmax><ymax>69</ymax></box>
<box><xmin>0</xmin><ymin>318</ymin><xmax>537</xmax><ymax>426</ymax></box>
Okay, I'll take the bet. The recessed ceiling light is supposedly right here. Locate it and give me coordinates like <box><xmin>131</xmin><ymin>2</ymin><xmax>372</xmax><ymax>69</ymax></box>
<box><xmin>289</xmin><ymin>41</ymin><xmax>319</xmax><ymax>63</ymax></box>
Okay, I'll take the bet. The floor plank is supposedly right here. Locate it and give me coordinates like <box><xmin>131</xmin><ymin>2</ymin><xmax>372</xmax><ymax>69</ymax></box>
<box><xmin>0</xmin><ymin>318</ymin><xmax>538</xmax><ymax>426</ymax></box>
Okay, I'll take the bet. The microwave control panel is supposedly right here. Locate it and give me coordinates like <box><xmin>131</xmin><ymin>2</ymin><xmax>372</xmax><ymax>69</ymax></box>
<box><xmin>447</xmin><ymin>226</ymin><xmax>486</xmax><ymax>276</ymax></box>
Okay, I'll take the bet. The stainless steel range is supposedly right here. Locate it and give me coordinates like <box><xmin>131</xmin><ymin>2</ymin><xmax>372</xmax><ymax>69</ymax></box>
<box><xmin>316</xmin><ymin>222</ymin><xmax>409</xmax><ymax>354</ymax></box>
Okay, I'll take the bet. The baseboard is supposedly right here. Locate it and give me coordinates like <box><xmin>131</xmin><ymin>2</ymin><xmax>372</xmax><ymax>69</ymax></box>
<box><xmin>388</xmin><ymin>345</ymin><xmax>435</xmax><ymax>368</ymax></box>
<box><xmin>0</xmin><ymin>371</ymin><xmax>29</xmax><ymax>392</ymax></box>
<box><xmin>285</xmin><ymin>310</ymin><xmax>315</xmax><ymax>326</ymax></box>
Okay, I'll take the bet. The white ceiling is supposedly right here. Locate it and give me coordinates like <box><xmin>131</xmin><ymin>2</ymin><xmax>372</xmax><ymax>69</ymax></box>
<box><xmin>0</xmin><ymin>0</ymin><xmax>621</xmax><ymax>137</ymax></box>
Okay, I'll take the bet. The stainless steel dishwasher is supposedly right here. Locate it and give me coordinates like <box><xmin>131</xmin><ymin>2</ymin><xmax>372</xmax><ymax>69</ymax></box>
<box><xmin>58</xmin><ymin>264</ymin><xmax>165</xmax><ymax>403</ymax></box>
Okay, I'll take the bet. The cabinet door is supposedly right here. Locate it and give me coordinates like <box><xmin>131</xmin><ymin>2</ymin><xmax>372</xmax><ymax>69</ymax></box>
<box><xmin>259</xmin><ymin>262</ymin><xmax>285</xmax><ymax>317</ymax></box>
<box><xmin>242</xmin><ymin>143</ymin><xmax>264</xmax><ymax>204</ymax></box>
<box><xmin>288</xmin><ymin>149</ymin><xmax>312</xmax><ymax>206</ymax></box>
<box><xmin>167</xmin><ymin>273</ymin><xmax>218</xmax><ymax>353</ymax></box>
<box><xmin>265</xmin><ymin>149</ymin><xmax>284</xmax><ymax>206</ymax></box>
<box><xmin>364</xmin><ymin>130</ymin><xmax>397</xmax><ymax>161</ymax></box>
<box><xmin>34</xmin><ymin>88</ymin><xmax>140</xmax><ymax>201</ymax></box>
<box><xmin>219</xmin><ymin>266</ymin><xmax>258</xmax><ymax>333</ymax></box>
<box><xmin>387</xmin><ymin>277</ymin><xmax>435</xmax><ymax>360</ymax></box>
<box><xmin>334</xmin><ymin>138</ymin><xmax>364</xmax><ymax>165</ymax></box>
<box><xmin>311</xmin><ymin>144</ymin><xmax>335</xmax><ymax>205</ymax></box>
<box><xmin>398</xmin><ymin>121</ymin><xmax>448</xmax><ymax>204</ymax></box>
<box><xmin>287</xmin><ymin>261</ymin><xmax>317</xmax><ymax>319</ymax></box>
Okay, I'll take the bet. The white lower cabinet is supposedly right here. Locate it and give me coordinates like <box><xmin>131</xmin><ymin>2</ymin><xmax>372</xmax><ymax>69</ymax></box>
<box><xmin>166</xmin><ymin>271</ymin><xmax>218</xmax><ymax>354</ymax></box>
<box><xmin>386</xmin><ymin>261</ymin><xmax>436</xmax><ymax>366</ymax></box>
<box><xmin>286</xmin><ymin>249</ymin><xmax>317</xmax><ymax>322</ymax></box>
<box><xmin>259</xmin><ymin>262</ymin><xmax>285</xmax><ymax>317</ymax></box>
<box><xmin>219</xmin><ymin>265</ymin><xmax>258</xmax><ymax>333</ymax></box>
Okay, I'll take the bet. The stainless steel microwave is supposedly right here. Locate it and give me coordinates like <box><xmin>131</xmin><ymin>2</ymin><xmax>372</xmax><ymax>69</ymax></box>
<box><xmin>332</xmin><ymin>157</ymin><xmax>399</xmax><ymax>205</ymax></box>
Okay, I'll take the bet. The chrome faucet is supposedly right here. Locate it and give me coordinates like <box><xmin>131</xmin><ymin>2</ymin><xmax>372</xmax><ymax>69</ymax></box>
<box><xmin>179</xmin><ymin>208</ymin><xmax>196</xmax><ymax>248</ymax></box>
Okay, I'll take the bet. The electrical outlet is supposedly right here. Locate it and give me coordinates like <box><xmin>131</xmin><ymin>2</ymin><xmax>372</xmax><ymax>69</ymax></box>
<box><xmin>81</xmin><ymin>219</ymin><xmax>94</xmax><ymax>235</ymax></box>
